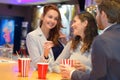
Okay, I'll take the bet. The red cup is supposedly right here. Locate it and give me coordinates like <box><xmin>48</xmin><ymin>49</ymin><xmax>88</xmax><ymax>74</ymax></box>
<box><xmin>37</xmin><ymin>63</ymin><xmax>48</xmax><ymax>79</ymax></box>
<box><xmin>18</xmin><ymin>58</ymin><xmax>30</xmax><ymax>77</ymax></box>
<box><xmin>18</xmin><ymin>58</ymin><xmax>22</xmax><ymax>72</ymax></box>
<box><xmin>61</xmin><ymin>59</ymin><xmax>73</xmax><ymax>67</ymax></box>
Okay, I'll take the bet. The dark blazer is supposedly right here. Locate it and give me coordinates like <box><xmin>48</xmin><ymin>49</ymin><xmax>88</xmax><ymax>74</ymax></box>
<box><xmin>71</xmin><ymin>24</ymin><xmax>120</xmax><ymax>80</ymax></box>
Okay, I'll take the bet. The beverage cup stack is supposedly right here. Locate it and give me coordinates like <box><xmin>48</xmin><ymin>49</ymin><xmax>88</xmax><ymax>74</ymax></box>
<box><xmin>18</xmin><ymin>58</ymin><xmax>30</xmax><ymax>77</ymax></box>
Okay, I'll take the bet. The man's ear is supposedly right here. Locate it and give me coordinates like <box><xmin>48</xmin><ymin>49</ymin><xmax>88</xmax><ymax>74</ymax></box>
<box><xmin>101</xmin><ymin>11</ymin><xmax>107</xmax><ymax>19</ymax></box>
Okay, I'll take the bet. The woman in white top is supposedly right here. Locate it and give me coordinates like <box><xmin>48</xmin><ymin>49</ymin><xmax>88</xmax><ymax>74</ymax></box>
<box><xmin>52</xmin><ymin>11</ymin><xmax>98</xmax><ymax>78</ymax></box>
<box><xmin>26</xmin><ymin>4</ymin><xmax>64</xmax><ymax>71</ymax></box>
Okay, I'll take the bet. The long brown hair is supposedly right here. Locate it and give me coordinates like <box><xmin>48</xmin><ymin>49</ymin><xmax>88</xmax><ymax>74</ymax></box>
<box><xmin>40</xmin><ymin>4</ymin><xmax>63</xmax><ymax>45</ymax></box>
<box><xmin>71</xmin><ymin>11</ymin><xmax>98</xmax><ymax>53</ymax></box>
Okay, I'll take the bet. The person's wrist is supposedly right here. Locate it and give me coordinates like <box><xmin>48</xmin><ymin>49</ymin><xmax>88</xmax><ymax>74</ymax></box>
<box><xmin>44</xmin><ymin>56</ymin><xmax>49</xmax><ymax>59</ymax></box>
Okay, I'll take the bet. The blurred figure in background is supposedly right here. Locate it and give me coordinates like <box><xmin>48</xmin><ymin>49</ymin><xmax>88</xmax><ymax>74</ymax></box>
<box><xmin>52</xmin><ymin>11</ymin><xmax>98</xmax><ymax>78</ymax></box>
<box><xmin>26</xmin><ymin>4</ymin><xmax>64</xmax><ymax>71</ymax></box>
<box><xmin>3</xmin><ymin>27</ymin><xmax>11</xmax><ymax>44</ymax></box>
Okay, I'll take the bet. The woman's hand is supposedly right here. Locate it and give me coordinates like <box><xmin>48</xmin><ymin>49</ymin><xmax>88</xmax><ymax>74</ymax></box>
<box><xmin>60</xmin><ymin>64</ymin><xmax>75</xmax><ymax>79</ymax></box>
<box><xmin>43</xmin><ymin>41</ymin><xmax>54</xmax><ymax>57</ymax></box>
<box><xmin>73</xmin><ymin>60</ymin><xmax>86</xmax><ymax>72</ymax></box>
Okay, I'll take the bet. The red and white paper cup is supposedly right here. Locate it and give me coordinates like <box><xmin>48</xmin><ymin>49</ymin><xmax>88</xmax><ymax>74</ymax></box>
<box><xmin>61</xmin><ymin>59</ymin><xmax>73</xmax><ymax>67</ymax></box>
<box><xmin>18</xmin><ymin>58</ymin><xmax>30</xmax><ymax>77</ymax></box>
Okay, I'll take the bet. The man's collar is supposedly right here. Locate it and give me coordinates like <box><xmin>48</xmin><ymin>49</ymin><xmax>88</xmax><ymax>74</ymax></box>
<box><xmin>101</xmin><ymin>23</ymin><xmax>117</xmax><ymax>34</ymax></box>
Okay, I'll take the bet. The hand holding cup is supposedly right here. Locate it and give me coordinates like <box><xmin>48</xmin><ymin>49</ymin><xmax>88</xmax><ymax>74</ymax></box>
<box><xmin>60</xmin><ymin>64</ymin><xmax>75</xmax><ymax>79</ymax></box>
<box><xmin>73</xmin><ymin>60</ymin><xmax>86</xmax><ymax>72</ymax></box>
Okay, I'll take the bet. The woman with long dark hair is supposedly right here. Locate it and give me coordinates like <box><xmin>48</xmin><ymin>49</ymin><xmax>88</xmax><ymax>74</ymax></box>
<box><xmin>52</xmin><ymin>11</ymin><xmax>98</xmax><ymax>77</ymax></box>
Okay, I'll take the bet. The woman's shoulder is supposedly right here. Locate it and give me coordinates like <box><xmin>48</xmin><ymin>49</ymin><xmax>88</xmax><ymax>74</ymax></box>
<box><xmin>27</xmin><ymin>27</ymin><xmax>42</xmax><ymax>37</ymax></box>
<box><xmin>66</xmin><ymin>40</ymin><xmax>72</xmax><ymax>45</ymax></box>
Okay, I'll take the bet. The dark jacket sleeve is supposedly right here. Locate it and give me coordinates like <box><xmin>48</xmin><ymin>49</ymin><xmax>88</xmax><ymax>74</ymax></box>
<box><xmin>89</xmin><ymin>36</ymin><xmax>107</xmax><ymax>80</ymax></box>
<box><xmin>71</xmin><ymin>70</ymin><xmax>90</xmax><ymax>80</ymax></box>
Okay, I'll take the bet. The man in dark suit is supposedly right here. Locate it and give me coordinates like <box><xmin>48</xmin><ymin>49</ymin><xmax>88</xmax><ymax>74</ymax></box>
<box><xmin>88</xmin><ymin>0</ymin><xmax>120</xmax><ymax>80</ymax></box>
<box><xmin>60</xmin><ymin>1</ymin><xmax>120</xmax><ymax>80</ymax></box>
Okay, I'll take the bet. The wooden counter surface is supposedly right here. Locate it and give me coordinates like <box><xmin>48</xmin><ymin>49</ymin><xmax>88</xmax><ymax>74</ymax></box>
<box><xmin>0</xmin><ymin>57</ymin><xmax>62</xmax><ymax>80</ymax></box>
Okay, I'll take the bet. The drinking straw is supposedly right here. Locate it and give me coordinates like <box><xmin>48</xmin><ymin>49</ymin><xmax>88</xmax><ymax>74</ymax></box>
<box><xmin>16</xmin><ymin>51</ymin><xmax>20</xmax><ymax>58</ymax></box>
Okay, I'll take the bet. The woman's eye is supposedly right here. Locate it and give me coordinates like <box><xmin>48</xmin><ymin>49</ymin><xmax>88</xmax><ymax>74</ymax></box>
<box><xmin>48</xmin><ymin>16</ymin><xmax>52</xmax><ymax>18</ymax></box>
<box><xmin>55</xmin><ymin>17</ymin><xmax>58</xmax><ymax>21</ymax></box>
<box><xmin>72</xmin><ymin>20</ymin><xmax>76</xmax><ymax>23</ymax></box>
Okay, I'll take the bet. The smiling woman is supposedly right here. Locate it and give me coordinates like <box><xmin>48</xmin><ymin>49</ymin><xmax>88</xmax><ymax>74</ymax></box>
<box><xmin>26</xmin><ymin>4</ymin><xmax>64</xmax><ymax>71</ymax></box>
